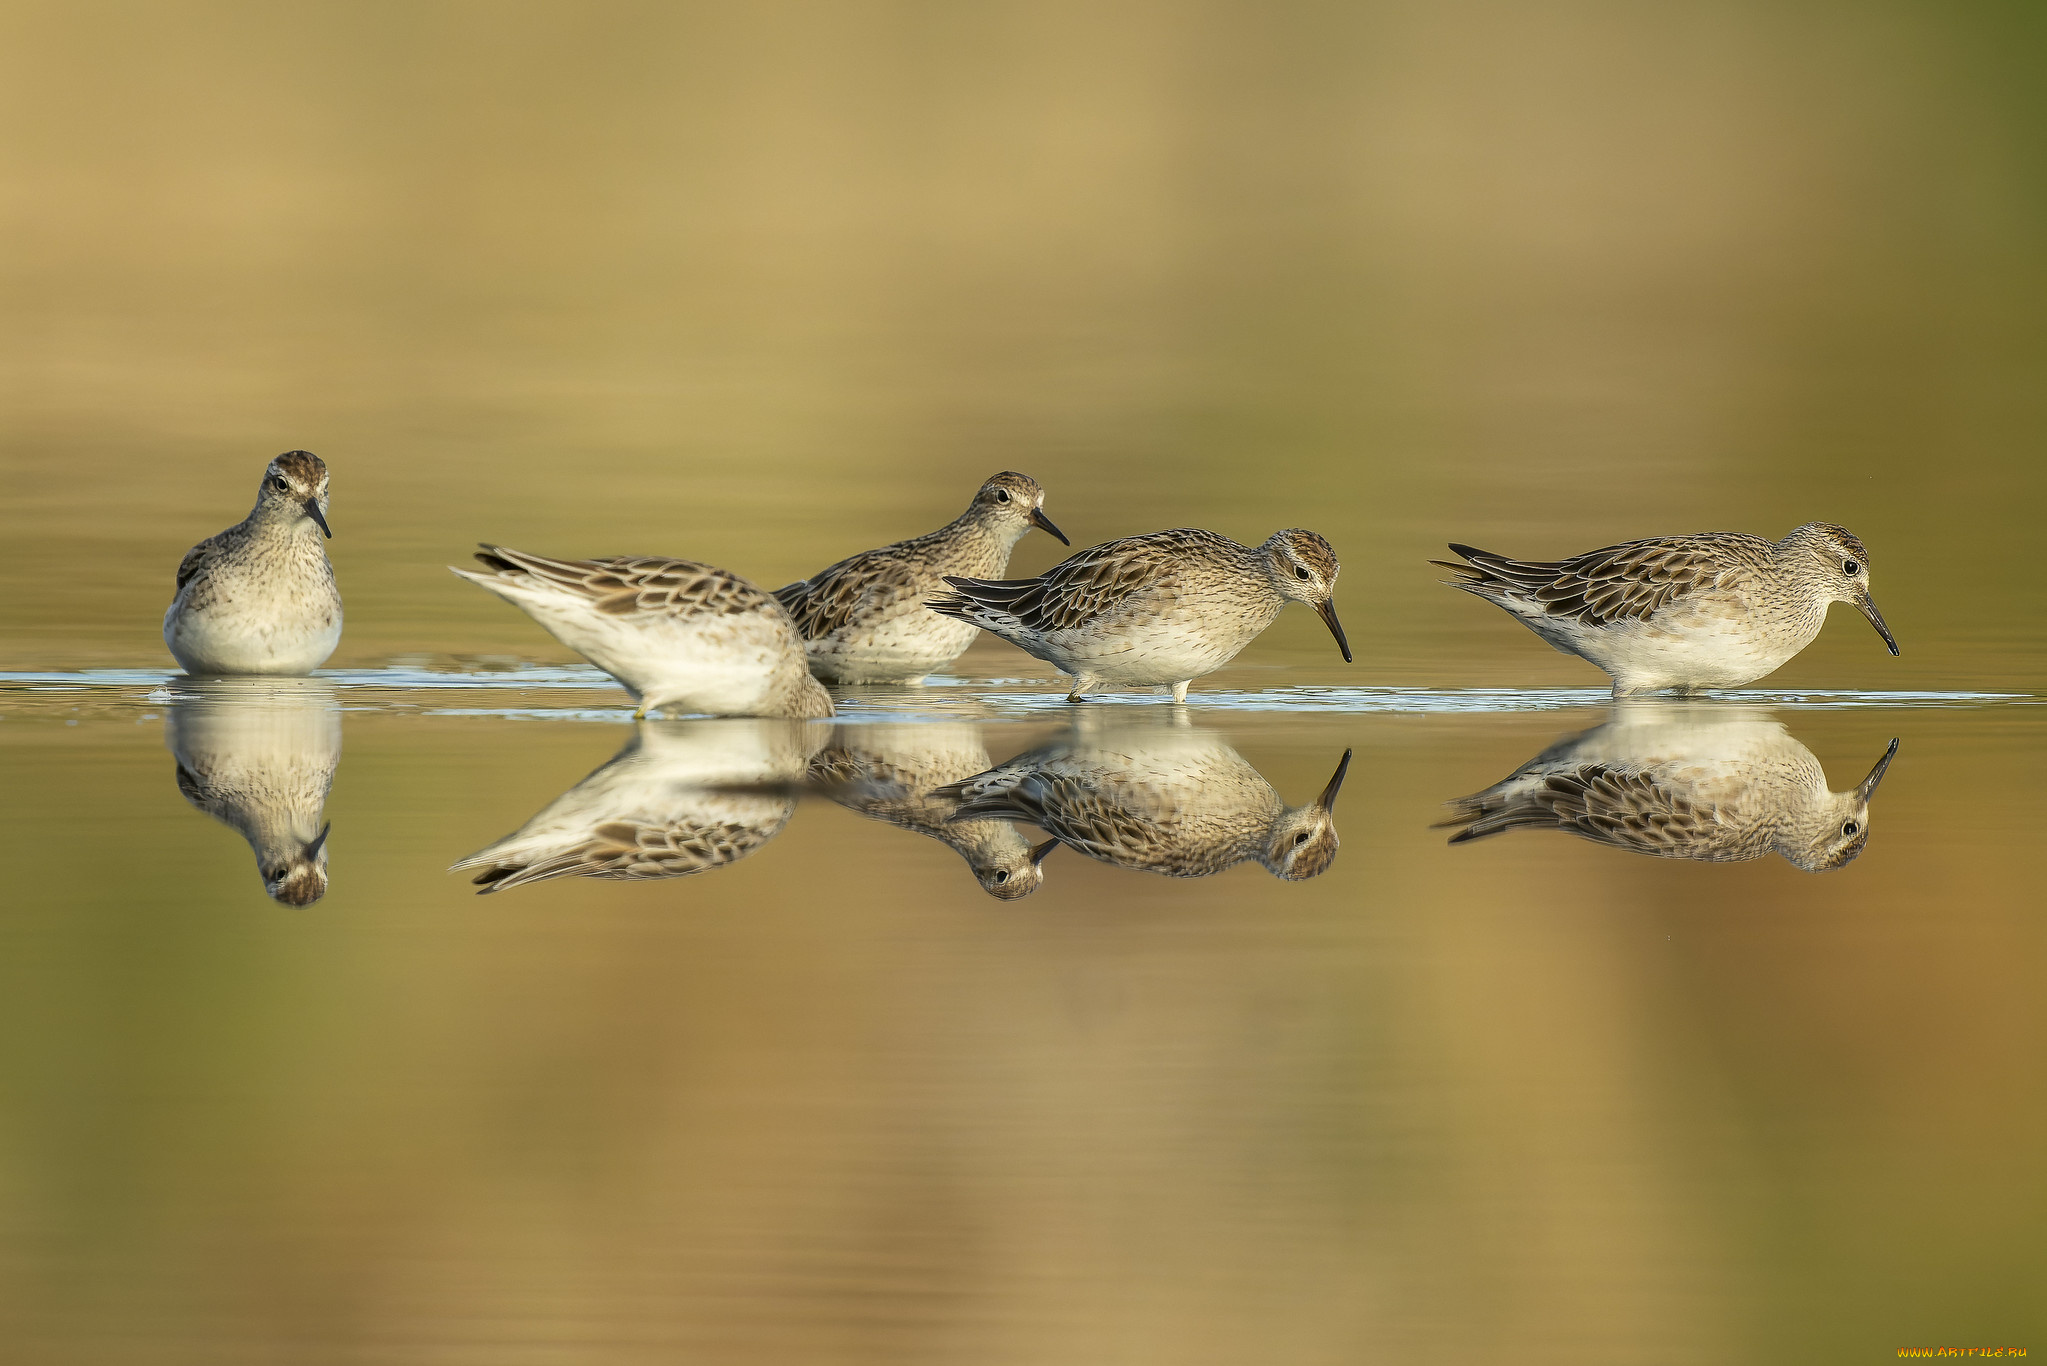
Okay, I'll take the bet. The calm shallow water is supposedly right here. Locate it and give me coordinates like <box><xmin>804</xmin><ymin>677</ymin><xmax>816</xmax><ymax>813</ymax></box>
<box><xmin>2</xmin><ymin>665</ymin><xmax>2041</xmax><ymax>1363</ymax></box>
<box><xmin>6</xmin><ymin>2</ymin><xmax>2047</xmax><ymax>1360</ymax></box>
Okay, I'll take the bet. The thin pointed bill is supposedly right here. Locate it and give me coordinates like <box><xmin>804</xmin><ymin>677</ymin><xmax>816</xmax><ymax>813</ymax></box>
<box><xmin>305</xmin><ymin>822</ymin><xmax>333</xmax><ymax>858</ymax></box>
<box><xmin>1856</xmin><ymin>738</ymin><xmax>1900</xmax><ymax>801</ymax></box>
<box><xmin>1030</xmin><ymin>837</ymin><xmax>1061</xmax><ymax>865</ymax></box>
<box><xmin>1856</xmin><ymin>591</ymin><xmax>1898</xmax><ymax>655</ymax></box>
<box><xmin>1316</xmin><ymin>600</ymin><xmax>1353</xmax><ymax>663</ymax></box>
<box><xmin>1029</xmin><ymin>507</ymin><xmax>1071</xmax><ymax>545</ymax></box>
<box><xmin>1315</xmin><ymin>748</ymin><xmax>1353</xmax><ymax>813</ymax></box>
<box><xmin>305</xmin><ymin>501</ymin><xmax>333</xmax><ymax>538</ymax></box>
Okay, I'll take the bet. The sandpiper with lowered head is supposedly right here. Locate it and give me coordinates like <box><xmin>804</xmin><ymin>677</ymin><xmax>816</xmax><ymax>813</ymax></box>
<box><xmin>926</xmin><ymin>527</ymin><xmax>1350</xmax><ymax>702</ymax></box>
<box><xmin>164</xmin><ymin>450</ymin><xmax>341</xmax><ymax>675</ymax></box>
<box><xmin>940</xmin><ymin>717</ymin><xmax>1353</xmax><ymax>880</ymax></box>
<box><xmin>775</xmin><ymin>471</ymin><xmax>1068</xmax><ymax>683</ymax></box>
<box><xmin>452</xmin><ymin>546</ymin><xmax>834</xmax><ymax>719</ymax></box>
<box><xmin>1435</xmin><ymin>522</ymin><xmax>1899</xmax><ymax>695</ymax></box>
<box><xmin>1439</xmin><ymin>703</ymin><xmax>1898</xmax><ymax>871</ymax></box>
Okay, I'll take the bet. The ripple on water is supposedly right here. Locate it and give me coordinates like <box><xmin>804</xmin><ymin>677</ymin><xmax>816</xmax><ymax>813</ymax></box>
<box><xmin>0</xmin><ymin>667</ymin><xmax>2033</xmax><ymax>722</ymax></box>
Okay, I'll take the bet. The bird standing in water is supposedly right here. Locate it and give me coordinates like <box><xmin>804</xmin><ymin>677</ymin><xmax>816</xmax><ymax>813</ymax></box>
<box><xmin>927</xmin><ymin>527</ymin><xmax>1350</xmax><ymax>702</ymax></box>
<box><xmin>164</xmin><ymin>450</ymin><xmax>341</xmax><ymax>675</ymax></box>
<box><xmin>1435</xmin><ymin>521</ymin><xmax>1898</xmax><ymax>695</ymax></box>
<box><xmin>775</xmin><ymin>471</ymin><xmax>1068</xmax><ymax>684</ymax></box>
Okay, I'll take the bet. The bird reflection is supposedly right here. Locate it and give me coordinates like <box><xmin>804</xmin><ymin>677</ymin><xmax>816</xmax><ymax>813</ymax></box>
<box><xmin>941</xmin><ymin>717</ymin><xmax>1350</xmax><ymax>880</ymax></box>
<box><xmin>165</xmin><ymin>676</ymin><xmax>340</xmax><ymax>905</ymax></box>
<box><xmin>810</xmin><ymin>722</ymin><xmax>1053</xmax><ymax>899</ymax></box>
<box><xmin>451</xmin><ymin>719</ymin><xmax>823</xmax><ymax>893</ymax></box>
<box><xmin>1441</xmin><ymin>703</ymin><xmax>1898</xmax><ymax>870</ymax></box>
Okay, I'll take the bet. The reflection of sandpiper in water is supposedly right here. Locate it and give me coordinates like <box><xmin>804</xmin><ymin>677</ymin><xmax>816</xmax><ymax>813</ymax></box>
<box><xmin>809</xmin><ymin>722</ymin><xmax>1053</xmax><ymax>899</ymax></box>
<box><xmin>1440</xmin><ymin>703</ymin><xmax>1898</xmax><ymax>870</ymax></box>
<box><xmin>939</xmin><ymin>717</ymin><xmax>1350</xmax><ymax>880</ymax></box>
<box><xmin>165</xmin><ymin>677</ymin><xmax>340</xmax><ymax>904</ymax></box>
<box><xmin>450</xmin><ymin>719</ymin><xmax>824</xmax><ymax>892</ymax></box>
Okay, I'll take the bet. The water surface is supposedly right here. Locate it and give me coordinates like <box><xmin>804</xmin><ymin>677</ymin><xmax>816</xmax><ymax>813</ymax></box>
<box><xmin>4</xmin><ymin>3</ymin><xmax>2046</xmax><ymax>1362</ymax></box>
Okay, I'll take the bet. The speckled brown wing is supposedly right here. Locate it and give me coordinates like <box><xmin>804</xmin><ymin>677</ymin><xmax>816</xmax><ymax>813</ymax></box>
<box><xmin>952</xmin><ymin>774</ymin><xmax>1224</xmax><ymax>876</ymax></box>
<box><xmin>1436</xmin><ymin>533</ymin><xmax>1767</xmax><ymax>627</ymax></box>
<box><xmin>474</xmin><ymin>545</ymin><xmax>776</xmax><ymax>620</ymax></box>
<box><xmin>174</xmin><ymin>534</ymin><xmax>226</xmax><ymax>594</ymax></box>
<box><xmin>932</xmin><ymin>529</ymin><xmax>1227</xmax><ymax>632</ymax></box>
<box><xmin>1445</xmin><ymin>764</ymin><xmax>1759</xmax><ymax>860</ymax></box>
<box><xmin>775</xmin><ymin>553</ymin><xmax>927</xmax><ymax>640</ymax></box>
<box><xmin>466</xmin><ymin>815</ymin><xmax>786</xmax><ymax>893</ymax></box>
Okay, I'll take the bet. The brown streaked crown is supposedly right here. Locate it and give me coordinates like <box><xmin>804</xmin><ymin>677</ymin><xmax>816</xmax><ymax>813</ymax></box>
<box><xmin>1269</xmin><ymin>529</ymin><xmax>1341</xmax><ymax>581</ymax></box>
<box><xmin>1788</xmin><ymin>521</ymin><xmax>1871</xmax><ymax>568</ymax></box>
<box><xmin>973</xmin><ymin>471</ymin><xmax>1046</xmax><ymax>509</ymax></box>
<box><xmin>268</xmin><ymin>450</ymin><xmax>328</xmax><ymax>490</ymax></box>
<box><xmin>1274</xmin><ymin>824</ymin><xmax>1341</xmax><ymax>880</ymax></box>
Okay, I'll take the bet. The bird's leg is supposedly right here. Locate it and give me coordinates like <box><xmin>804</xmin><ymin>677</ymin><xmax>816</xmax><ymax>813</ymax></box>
<box><xmin>1170</xmin><ymin>680</ymin><xmax>1191</xmax><ymax>704</ymax></box>
<box><xmin>1065</xmin><ymin>674</ymin><xmax>1099</xmax><ymax>704</ymax></box>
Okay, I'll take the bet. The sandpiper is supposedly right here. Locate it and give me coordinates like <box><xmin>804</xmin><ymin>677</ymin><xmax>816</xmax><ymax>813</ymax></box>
<box><xmin>941</xmin><ymin>717</ymin><xmax>1351</xmax><ymax>880</ymax></box>
<box><xmin>452</xmin><ymin>719</ymin><xmax>821</xmax><ymax>892</ymax></box>
<box><xmin>1434</xmin><ymin>522</ymin><xmax>1899</xmax><ymax>694</ymax></box>
<box><xmin>164</xmin><ymin>450</ymin><xmax>341</xmax><ymax>675</ymax></box>
<box><xmin>1440</xmin><ymin>703</ymin><xmax>1898</xmax><ymax>870</ymax></box>
<box><xmin>775</xmin><ymin>471</ymin><xmax>1068</xmax><ymax>683</ymax></box>
<box><xmin>166</xmin><ymin>676</ymin><xmax>341</xmax><ymax>904</ymax></box>
<box><xmin>452</xmin><ymin>546</ymin><xmax>834</xmax><ymax>719</ymax></box>
<box><xmin>809</xmin><ymin>721</ymin><xmax>1052</xmax><ymax>899</ymax></box>
<box><xmin>925</xmin><ymin>528</ymin><xmax>1350</xmax><ymax>702</ymax></box>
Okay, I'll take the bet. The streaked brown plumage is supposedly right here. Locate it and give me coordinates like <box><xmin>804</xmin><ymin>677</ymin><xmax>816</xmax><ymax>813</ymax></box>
<box><xmin>1435</xmin><ymin>522</ymin><xmax>1898</xmax><ymax>694</ymax></box>
<box><xmin>164</xmin><ymin>450</ymin><xmax>341</xmax><ymax>675</ymax></box>
<box><xmin>451</xmin><ymin>719</ymin><xmax>821</xmax><ymax>893</ymax></box>
<box><xmin>939</xmin><ymin>719</ymin><xmax>1350</xmax><ymax>880</ymax></box>
<box><xmin>1440</xmin><ymin>703</ymin><xmax>1898</xmax><ymax>870</ymax></box>
<box><xmin>808</xmin><ymin>722</ymin><xmax>1053</xmax><ymax>899</ymax></box>
<box><xmin>452</xmin><ymin>546</ymin><xmax>833</xmax><ymax>719</ymax></box>
<box><xmin>927</xmin><ymin>527</ymin><xmax>1351</xmax><ymax>702</ymax></box>
<box><xmin>775</xmin><ymin>472</ymin><xmax>1067</xmax><ymax>683</ymax></box>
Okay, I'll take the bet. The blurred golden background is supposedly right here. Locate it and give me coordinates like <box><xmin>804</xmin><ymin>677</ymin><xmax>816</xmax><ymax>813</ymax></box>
<box><xmin>2</xmin><ymin>0</ymin><xmax>2043</xmax><ymax>681</ymax></box>
<box><xmin>1</xmin><ymin>3</ymin><xmax>2043</xmax><ymax>1364</ymax></box>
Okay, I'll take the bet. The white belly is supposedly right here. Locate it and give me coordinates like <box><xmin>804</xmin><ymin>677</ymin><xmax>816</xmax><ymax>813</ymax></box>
<box><xmin>1038</xmin><ymin>618</ymin><xmax>1257</xmax><ymax>687</ymax></box>
<box><xmin>808</xmin><ymin>611</ymin><xmax>980</xmax><ymax>683</ymax></box>
<box><xmin>165</xmin><ymin>598</ymin><xmax>343</xmax><ymax>675</ymax></box>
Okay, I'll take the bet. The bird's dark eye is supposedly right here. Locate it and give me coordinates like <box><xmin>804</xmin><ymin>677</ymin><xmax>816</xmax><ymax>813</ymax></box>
<box><xmin>1843</xmin><ymin>560</ymin><xmax>1859</xmax><ymax>575</ymax></box>
<box><xmin>1294</xmin><ymin>566</ymin><xmax>1311</xmax><ymax>580</ymax></box>
<box><xmin>271</xmin><ymin>475</ymin><xmax>290</xmax><ymax>491</ymax></box>
<box><xmin>1842</xmin><ymin>821</ymin><xmax>1859</xmax><ymax>837</ymax></box>
<box><xmin>992</xmin><ymin>489</ymin><xmax>1010</xmax><ymax>503</ymax></box>
<box><xmin>1293</xmin><ymin>832</ymin><xmax>1310</xmax><ymax>845</ymax></box>
<box><xmin>993</xmin><ymin>870</ymin><xmax>1008</xmax><ymax>882</ymax></box>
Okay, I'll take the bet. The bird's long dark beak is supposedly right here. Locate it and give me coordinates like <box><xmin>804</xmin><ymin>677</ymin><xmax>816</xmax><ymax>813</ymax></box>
<box><xmin>1315</xmin><ymin>600</ymin><xmax>1353</xmax><ymax>663</ymax></box>
<box><xmin>1030</xmin><ymin>507</ymin><xmax>1070</xmax><ymax>545</ymax></box>
<box><xmin>1856</xmin><ymin>591</ymin><xmax>1897</xmax><ymax>655</ymax></box>
<box><xmin>1030</xmin><ymin>837</ymin><xmax>1060</xmax><ymax>866</ymax></box>
<box><xmin>304</xmin><ymin>822</ymin><xmax>332</xmax><ymax>858</ymax></box>
<box><xmin>305</xmin><ymin>501</ymin><xmax>333</xmax><ymax>538</ymax></box>
<box><xmin>1315</xmin><ymin>748</ymin><xmax>1353</xmax><ymax>813</ymax></box>
<box><xmin>1856</xmin><ymin>739</ymin><xmax>1899</xmax><ymax>801</ymax></box>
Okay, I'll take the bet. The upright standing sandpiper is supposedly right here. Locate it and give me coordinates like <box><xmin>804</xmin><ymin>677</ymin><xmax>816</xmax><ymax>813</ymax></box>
<box><xmin>775</xmin><ymin>471</ymin><xmax>1068</xmax><ymax>683</ymax></box>
<box><xmin>164</xmin><ymin>450</ymin><xmax>341</xmax><ymax>676</ymax></box>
